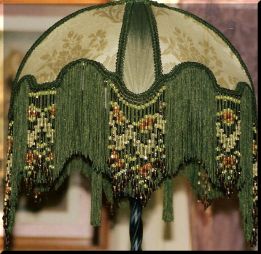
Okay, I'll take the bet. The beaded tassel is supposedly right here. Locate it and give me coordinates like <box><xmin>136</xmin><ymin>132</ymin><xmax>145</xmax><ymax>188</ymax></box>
<box><xmin>107</xmin><ymin>82</ymin><xmax>167</xmax><ymax>205</ymax></box>
<box><xmin>251</xmin><ymin>124</ymin><xmax>258</xmax><ymax>245</ymax></box>
<box><xmin>215</xmin><ymin>94</ymin><xmax>241</xmax><ymax>196</ymax></box>
<box><xmin>25</xmin><ymin>90</ymin><xmax>56</xmax><ymax>198</ymax></box>
<box><xmin>196</xmin><ymin>168</ymin><xmax>213</xmax><ymax>209</ymax></box>
<box><xmin>3</xmin><ymin>121</ymin><xmax>14</xmax><ymax>248</ymax></box>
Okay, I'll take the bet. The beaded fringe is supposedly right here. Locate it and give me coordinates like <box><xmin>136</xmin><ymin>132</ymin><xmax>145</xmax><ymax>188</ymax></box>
<box><xmin>3</xmin><ymin>61</ymin><xmax>257</xmax><ymax>248</ymax></box>
<box><xmin>3</xmin><ymin>80</ymin><xmax>29</xmax><ymax>249</ymax></box>
<box><xmin>107</xmin><ymin>82</ymin><xmax>167</xmax><ymax>204</ymax></box>
<box><xmin>164</xmin><ymin>65</ymin><xmax>257</xmax><ymax>243</ymax></box>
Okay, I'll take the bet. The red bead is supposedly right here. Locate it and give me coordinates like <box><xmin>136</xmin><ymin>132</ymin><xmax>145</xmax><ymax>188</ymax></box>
<box><xmin>26</xmin><ymin>151</ymin><xmax>34</xmax><ymax>165</ymax></box>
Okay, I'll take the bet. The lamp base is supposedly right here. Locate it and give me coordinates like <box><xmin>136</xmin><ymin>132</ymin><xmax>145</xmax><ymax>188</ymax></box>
<box><xmin>129</xmin><ymin>198</ymin><xmax>143</xmax><ymax>251</ymax></box>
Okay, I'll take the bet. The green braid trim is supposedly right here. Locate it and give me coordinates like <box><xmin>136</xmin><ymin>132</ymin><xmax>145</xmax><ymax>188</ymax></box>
<box><xmin>8</xmin><ymin>60</ymin><xmax>253</xmax><ymax>121</ymax></box>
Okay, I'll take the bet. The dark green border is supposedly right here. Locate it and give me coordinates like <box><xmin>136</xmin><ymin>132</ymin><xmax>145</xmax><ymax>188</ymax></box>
<box><xmin>115</xmin><ymin>2</ymin><xmax>132</xmax><ymax>78</ymax></box>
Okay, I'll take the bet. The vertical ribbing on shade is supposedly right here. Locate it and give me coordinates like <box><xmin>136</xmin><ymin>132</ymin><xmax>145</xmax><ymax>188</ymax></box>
<box><xmin>91</xmin><ymin>171</ymin><xmax>103</xmax><ymax>226</ymax></box>
<box><xmin>165</xmin><ymin>65</ymin><xmax>216</xmax><ymax>185</ymax></box>
<box><xmin>238</xmin><ymin>86</ymin><xmax>254</xmax><ymax>242</ymax></box>
<box><xmin>162</xmin><ymin>178</ymin><xmax>173</xmax><ymax>222</ymax></box>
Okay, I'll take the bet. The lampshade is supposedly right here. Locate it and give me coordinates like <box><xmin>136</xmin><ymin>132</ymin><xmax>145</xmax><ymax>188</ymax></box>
<box><xmin>3</xmin><ymin>0</ymin><xmax>257</xmax><ymax>250</ymax></box>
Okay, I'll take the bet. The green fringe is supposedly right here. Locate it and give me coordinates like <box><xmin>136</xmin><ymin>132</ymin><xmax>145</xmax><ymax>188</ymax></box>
<box><xmin>103</xmin><ymin>177</ymin><xmax>114</xmax><ymax>204</ymax></box>
<box><xmin>7</xmin><ymin>59</ymin><xmax>257</xmax><ymax>246</ymax></box>
<box><xmin>181</xmin><ymin>163</ymin><xmax>223</xmax><ymax>202</ymax></box>
<box><xmin>91</xmin><ymin>171</ymin><xmax>103</xmax><ymax>226</ymax></box>
<box><xmin>162</xmin><ymin>178</ymin><xmax>173</xmax><ymax>222</ymax></box>
<box><xmin>54</xmin><ymin>61</ymin><xmax>109</xmax><ymax>179</ymax></box>
<box><xmin>34</xmin><ymin>60</ymin><xmax>114</xmax><ymax>228</ymax></box>
<box><xmin>238</xmin><ymin>86</ymin><xmax>254</xmax><ymax>243</ymax></box>
<box><xmin>180</xmin><ymin>163</ymin><xmax>199</xmax><ymax>197</ymax></box>
<box><xmin>165</xmin><ymin>65</ymin><xmax>216</xmax><ymax>184</ymax></box>
<box><xmin>7</xmin><ymin>80</ymin><xmax>29</xmax><ymax>234</ymax></box>
<box><xmin>53</xmin><ymin>156</ymin><xmax>92</xmax><ymax>192</ymax></box>
<box><xmin>238</xmin><ymin>86</ymin><xmax>254</xmax><ymax>187</ymax></box>
<box><xmin>238</xmin><ymin>183</ymin><xmax>253</xmax><ymax>243</ymax></box>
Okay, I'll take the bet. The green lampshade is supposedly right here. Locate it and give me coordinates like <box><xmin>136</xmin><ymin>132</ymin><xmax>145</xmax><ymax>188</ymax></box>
<box><xmin>3</xmin><ymin>0</ymin><xmax>257</xmax><ymax>250</ymax></box>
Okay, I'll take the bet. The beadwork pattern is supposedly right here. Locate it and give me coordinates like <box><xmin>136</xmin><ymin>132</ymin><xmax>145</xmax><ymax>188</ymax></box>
<box><xmin>3</xmin><ymin>121</ymin><xmax>14</xmax><ymax>246</ymax></box>
<box><xmin>2</xmin><ymin>0</ymin><xmax>257</xmax><ymax>248</ymax></box>
<box><xmin>196</xmin><ymin>169</ymin><xmax>213</xmax><ymax>209</ymax></box>
<box><xmin>24</xmin><ymin>90</ymin><xmax>56</xmax><ymax>193</ymax></box>
<box><xmin>108</xmin><ymin>82</ymin><xmax>167</xmax><ymax>204</ymax></box>
<box><xmin>8</xmin><ymin>86</ymin><xmax>249</xmax><ymax>206</ymax></box>
<box><xmin>215</xmin><ymin>94</ymin><xmax>241</xmax><ymax>195</ymax></box>
<box><xmin>3</xmin><ymin>80</ymin><xmax>257</xmax><ymax>249</ymax></box>
<box><xmin>251</xmin><ymin>124</ymin><xmax>258</xmax><ymax>244</ymax></box>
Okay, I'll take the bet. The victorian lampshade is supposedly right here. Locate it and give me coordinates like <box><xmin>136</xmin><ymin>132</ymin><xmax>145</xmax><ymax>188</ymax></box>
<box><xmin>3</xmin><ymin>0</ymin><xmax>257</xmax><ymax>250</ymax></box>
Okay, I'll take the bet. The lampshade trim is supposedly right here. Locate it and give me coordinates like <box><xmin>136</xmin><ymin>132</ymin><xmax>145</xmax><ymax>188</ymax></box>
<box><xmin>4</xmin><ymin>59</ymin><xmax>257</xmax><ymax>249</ymax></box>
<box><xmin>4</xmin><ymin>0</ymin><xmax>257</xmax><ymax>249</ymax></box>
<box><xmin>8</xmin><ymin>59</ymin><xmax>254</xmax><ymax>122</ymax></box>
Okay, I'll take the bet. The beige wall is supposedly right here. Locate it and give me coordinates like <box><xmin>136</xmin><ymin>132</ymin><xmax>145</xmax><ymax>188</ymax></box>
<box><xmin>108</xmin><ymin>177</ymin><xmax>192</xmax><ymax>250</ymax></box>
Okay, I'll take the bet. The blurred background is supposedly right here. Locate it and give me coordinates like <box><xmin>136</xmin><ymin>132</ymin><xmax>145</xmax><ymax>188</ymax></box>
<box><xmin>0</xmin><ymin>0</ymin><xmax>258</xmax><ymax>251</ymax></box>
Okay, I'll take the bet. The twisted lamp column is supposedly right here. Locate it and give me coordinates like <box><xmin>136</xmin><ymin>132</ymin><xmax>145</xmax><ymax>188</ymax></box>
<box><xmin>129</xmin><ymin>198</ymin><xmax>143</xmax><ymax>251</ymax></box>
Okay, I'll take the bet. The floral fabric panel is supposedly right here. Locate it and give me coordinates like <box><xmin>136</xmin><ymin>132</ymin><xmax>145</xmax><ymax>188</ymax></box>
<box><xmin>152</xmin><ymin>5</ymin><xmax>250</xmax><ymax>90</ymax></box>
<box><xmin>19</xmin><ymin>4</ymin><xmax>125</xmax><ymax>83</ymax></box>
